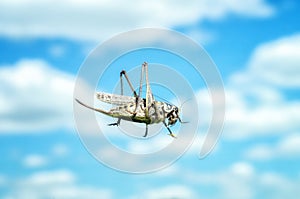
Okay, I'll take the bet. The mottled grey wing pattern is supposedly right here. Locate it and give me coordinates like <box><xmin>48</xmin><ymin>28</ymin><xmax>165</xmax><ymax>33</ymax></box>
<box><xmin>96</xmin><ymin>92</ymin><xmax>136</xmax><ymax>105</ymax></box>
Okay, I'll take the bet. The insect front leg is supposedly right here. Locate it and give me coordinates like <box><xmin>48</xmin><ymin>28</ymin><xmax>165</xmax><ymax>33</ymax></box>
<box><xmin>163</xmin><ymin>121</ymin><xmax>176</xmax><ymax>138</ymax></box>
<box><xmin>143</xmin><ymin>124</ymin><xmax>148</xmax><ymax>137</ymax></box>
<box><xmin>108</xmin><ymin>118</ymin><xmax>121</xmax><ymax>126</ymax></box>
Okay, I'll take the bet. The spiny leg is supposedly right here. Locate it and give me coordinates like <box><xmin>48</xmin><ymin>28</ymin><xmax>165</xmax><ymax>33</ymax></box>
<box><xmin>108</xmin><ymin>71</ymin><xmax>124</xmax><ymax>126</ymax></box>
<box><xmin>163</xmin><ymin>121</ymin><xmax>176</xmax><ymax>138</ymax></box>
<box><xmin>120</xmin><ymin>70</ymin><xmax>140</xmax><ymax>118</ymax></box>
<box><xmin>138</xmin><ymin>62</ymin><xmax>153</xmax><ymax>118</ymax></box>
<box><xmin>138</xmin><ymin>63</ymin><xmax>145</xmax><ymax>98</ymax></box>
<box><xmin>120</xmin><ymin>70</ymin><xmax>137</xmax><ymax>97</ymax></box>
<box><xmin>134</xmin><ymin>62</ymin><xmax>146</xmax><ymax>116</ymax></box>
<box><xmin>140</xmin><ymin>62</ymin><xmax>153</xmax><ymax>138</ymax></box>
<box><xmin>144</xmin><ymin>62</ymin><xmax>154</xmax><ymax>108</ymax></box>
<box><xmin>108</xmin><ymin>70</ymin><xmax>137</xmax><ymax>126</ymax></box>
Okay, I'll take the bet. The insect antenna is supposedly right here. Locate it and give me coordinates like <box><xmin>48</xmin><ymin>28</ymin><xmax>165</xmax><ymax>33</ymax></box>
<box><xmin>179</xmin><ymin>98</ymin><xmax>191</xmax><ymax>110</ymax></box>
<box><xmin>178</xmin><ymin>98</ymin><xmax>191</xmax><ymax>124</ymax></box>
<box><xmin>140</xmin><ymin>90</ymin><xmax>176</xmax><ymax>105</ymax></box>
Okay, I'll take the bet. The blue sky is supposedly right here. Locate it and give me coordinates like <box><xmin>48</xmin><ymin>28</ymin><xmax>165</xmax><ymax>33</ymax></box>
<box><xmin>0</xmin><ymin>0</ymin><xmax>300</xmax><ymax>198</ymax></box>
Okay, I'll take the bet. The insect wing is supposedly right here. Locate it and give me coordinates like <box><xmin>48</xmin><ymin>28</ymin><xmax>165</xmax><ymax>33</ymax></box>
<box><xmin>96</xmin><ymin>92</ymin><xmax>136</xmax><ymax>105</ymax></box>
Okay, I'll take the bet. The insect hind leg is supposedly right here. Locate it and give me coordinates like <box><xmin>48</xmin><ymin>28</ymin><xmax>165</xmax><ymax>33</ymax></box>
<box><xmin>120</xmin><ymin>70</ymin><xmax>137</xmax><ymax>97</ymax></box>
<box><xmin>120</xmin><ymin>69</ymin><xmax>140</xmax><ymax>118</ymax></box>
<box><xmin>110</xmin><ymin>70</ymin><xmax>138</xmax><ymax>127</ymax></box>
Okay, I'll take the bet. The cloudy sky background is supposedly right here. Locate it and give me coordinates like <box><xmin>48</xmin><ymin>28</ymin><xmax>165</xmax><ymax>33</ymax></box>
<box><xmin>0</xmin><ymin>0</ymin><xmax>300</xmax><ymax>198</ymax></box>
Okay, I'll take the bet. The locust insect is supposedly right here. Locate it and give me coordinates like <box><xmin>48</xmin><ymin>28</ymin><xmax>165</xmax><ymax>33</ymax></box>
<box><xmin>75</xmin><ymin>62</ymin><xmax>186</xmax><ymax>138</ymax></box>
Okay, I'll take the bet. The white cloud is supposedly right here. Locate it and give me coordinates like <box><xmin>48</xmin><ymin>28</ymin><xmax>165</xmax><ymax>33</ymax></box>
<box><xmin>0</xmin><ymin>0</ymin><xmax>274</xmax><ymax>41</ymax></box>
<box><xmin>183</xmin><ymin>162</ymin><xmax>255</xmax><ymax>199</ymax></box>
<box><xmin>231</xmin><ymin>33</ymin><xmax>300</xmax><ymax>88</ymax></box>
<box><xmin>4</xmin><ymin>170</ymin><xmax>112</xmax><ymax>199</ymax></box>
<box><xmin>23</xmin><ymin>170</ymin><xmax>75</xmax><ymax>186</ymax></box>
<box><xmin>51</xmin><ymin>143</ymin><xmax>70</xmax><ymax>157</ymax></box>
<box><xmin>259</xmin><ymin>172</ymin><xmax>300</xmax><ymax>199</ymax></box>
<box><xmin>23</xmin><ymin>154</ymin><xmax>48</xmax><ymax>168</ymax></box>
<box><xmin>193</xmin><ymin>83</ymin><xmax>300</xmax><ymax>141</ymax></box>
<box><xmin>245</xmin><ymin>144</ymin><xmax>274</xmax><ymax>160</ymax></box>
<box><xmin>48</xmin><ymin>44</ymin><xmax>67</xmax><ymax>58</ymax></box>
<box><xmin>230</xmin><ymin>162</ymin><xmax>255</xmax><ymax>178</ymax></box>
<box><xmin>131</xmin><ymin>184</ymin><xmax>197</xmax><ymax>199</ymax></box>
<box><xmin>185</xmin><ymin>28</ymin><xmax>217</xmax><ymax>45</ymax></box>
<box><xmin>129</xmin><ymin>161</ymin><xmax>300</xmax><ymax>199</ymax></box>
<box><xmin>245</xmin><ymin>133</ymin><xmax>300</xmax><ymax>160</ymax></box>
<box><xmin>224</xmin><ymin>88</ymin><xmax>300</xmax><ymax>139</ymax></box>
<box><xmin>0</xmin><ymin>59</ymin><xmax>75</xmax><ymax>133</ymax></box>
<box><xmin>277</xmin><ymin>133</ymin><xmax>300</xmax><ymax>156</ymax></box>
<box><xmin>183</xmin><ymin>162</ymin><xmax>300</xmax><ymax>199</ymax></box>
<box><xmin>219</xmin><ymin>34</ymin><xmax>300</xmax><ymax>140</ymax></box>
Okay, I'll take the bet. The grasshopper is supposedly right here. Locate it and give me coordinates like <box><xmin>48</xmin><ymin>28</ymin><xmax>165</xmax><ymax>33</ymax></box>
<box><xmin>75</xmin><ymin>62</ymin><xmax>185</xmax><ymax>138</ymax></box>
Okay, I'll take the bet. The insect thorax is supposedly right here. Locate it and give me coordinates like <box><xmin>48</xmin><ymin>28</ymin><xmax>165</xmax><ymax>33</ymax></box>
<box><xmin>147</xmin><ymin>101</ymin><xmax>179</xmax><ymax>125</ymax></box>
